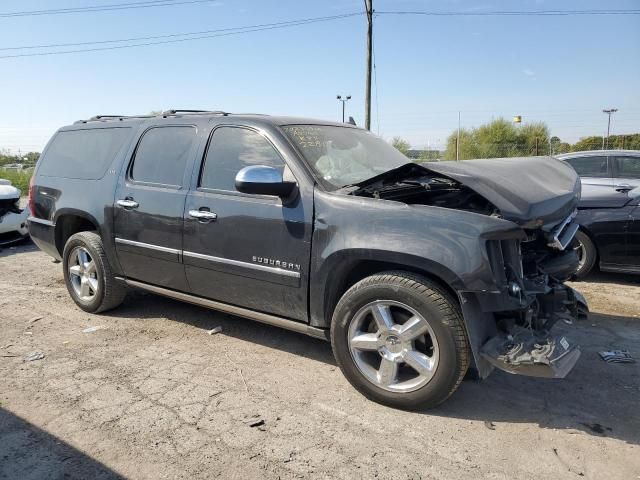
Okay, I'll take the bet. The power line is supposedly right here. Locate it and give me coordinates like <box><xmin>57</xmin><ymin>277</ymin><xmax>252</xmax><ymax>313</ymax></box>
<box><xmin>377</xmin><ymin>9</ymin><xmax>640</xmax><ymax>17</ymax></box>
<box><xmin>0</xmin><ymin>13</ymin><xmax>359</xmax><ymax>51</ymax></box>
<box><xmin>0</xmin><ymin>13</ymin><xmax>361</xmax><ymax>59</ymax></box>
<box><xmin>0</xmin><ymin>0</ymin><xmax>219</xmax><ymax>18</ymax></box>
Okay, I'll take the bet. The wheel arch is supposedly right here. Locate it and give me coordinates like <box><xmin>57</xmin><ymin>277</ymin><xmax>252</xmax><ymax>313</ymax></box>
<box><xmin>312</xmin><ymin>250</ymin><xmax>465</xmax><ymax>330</ymax></box>
<box><xmin>54</xmin><ymin>209</ymin><xmax>101</xmax><ymax>256</ymax></box>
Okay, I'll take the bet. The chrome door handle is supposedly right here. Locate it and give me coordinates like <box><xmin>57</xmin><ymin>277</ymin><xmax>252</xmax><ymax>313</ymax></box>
<box><xmin>117</xmin><ymin>199</ymin><xmax>139</xmax><ymax>209</ymax></box>
<box><xmin>189</xmin><ymin>210</ymin><xmax>217</xmax><ymax>221</ymax></box>
<box><xmin>615</xmin><ymin>184</ymin><xmax>632</xmax><ymax>192</ymax></box>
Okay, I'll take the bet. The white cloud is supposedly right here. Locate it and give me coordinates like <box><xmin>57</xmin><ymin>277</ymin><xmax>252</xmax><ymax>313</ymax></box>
<box><xmin>523</xmin><ymin>68</ymin><xmax>536</xmax><ymax>77</ymax></box>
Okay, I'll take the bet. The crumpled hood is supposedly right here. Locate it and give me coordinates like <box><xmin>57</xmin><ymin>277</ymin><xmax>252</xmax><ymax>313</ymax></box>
<box><xmin>424</xmin><ymin>156</ymin><xmax>580</xmax><ymax>229</ymax></box>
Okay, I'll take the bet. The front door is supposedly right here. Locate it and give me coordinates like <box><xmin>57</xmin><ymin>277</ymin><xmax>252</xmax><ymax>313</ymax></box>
<box><xmin>114</xmin><ymin>125</ymin><xmax>198</xmax><ymax>291</ymax></box>
<box><xmin>183</xmin><ymin>125</ymin><xmax>312</xmax><ymax>321</ymax></box>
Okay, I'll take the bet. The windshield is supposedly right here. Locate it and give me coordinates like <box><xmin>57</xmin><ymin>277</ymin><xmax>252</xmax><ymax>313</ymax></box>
<box><xmin>282</xmin><ymin>125</ymin><xmax>409</xmax><ymax>189</ymax></box>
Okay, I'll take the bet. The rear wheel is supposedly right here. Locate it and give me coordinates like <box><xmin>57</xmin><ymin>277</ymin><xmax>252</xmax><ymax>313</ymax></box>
<box><xmin>331</xmin><ymin>271</ymin><xmax>470</xmax><ymax>410</ymax></box>
<box><xmin>63</xmin><ymin>231</ymin><xmax>126</xmax><ymax>313</ymax></box>
<box><xmin>572</xmin><ymin>230</ymin><xmax>597</xmax><ymax>280</ymax></box>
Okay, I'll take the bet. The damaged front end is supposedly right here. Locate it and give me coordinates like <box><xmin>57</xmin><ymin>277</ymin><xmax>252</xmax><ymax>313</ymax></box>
<box><xmin>480</xmin><ymin>218</ymin><xmax>588</xmax><ymax>378</ymax></box>
<box><xmin>0</xmin><ymin>179</ymin><xmax>30</xmax><ymax>245</ymax></box>
<box><xmin>345</xmin><ymin>157</ymin><xmax>588</xmax><ymax>380</ymax></box>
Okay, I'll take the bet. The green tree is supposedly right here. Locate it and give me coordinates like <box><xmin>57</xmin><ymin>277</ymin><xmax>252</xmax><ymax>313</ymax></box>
<box><xmin>517</xmin><ymin>122</ymin><xmax>549</xmax><ymax>156</ymax></box>
<box><xmin>391</xmin><ymin>136</ymin><xmax>411</xmax><ymax>156</ymax></box>
<box><xmin>443</xmin><ymin>128</ymin><xmax>479</xmax><ymax>160</ymax></box>
<box><xmin>444</xmin><ymin>118</ymin><xmax>555</xmax><ymax>159</ymax></box>
<box><xmin>474</xmin><ymin>118</ymin><xmax>520</xmax><ymax>158</ymax></box>
<box><xmin>571</xmin><ymin>136</ymin><xmax>603</xmax><ymax>151</ymax></box>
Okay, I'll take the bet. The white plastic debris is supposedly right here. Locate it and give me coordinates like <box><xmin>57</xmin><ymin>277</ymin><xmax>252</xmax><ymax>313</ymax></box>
<box><xmin>83</xmin><ymin>325</ymin><xmax>106</xmax><ymax>333</ymax></box>
<box><xmin>207</xmin><ymin>326</ymin><xmax>223</xmax><ymax>335</ymax></box>
<box><xmin>599</xmin><ymin>350</ymin><xmax>635</xmax><ymax>364</ymax></box>
<box><xmin>24</xmin><ymin>351</ymin><xmax>45</xmax><ymax>362</ymax></box>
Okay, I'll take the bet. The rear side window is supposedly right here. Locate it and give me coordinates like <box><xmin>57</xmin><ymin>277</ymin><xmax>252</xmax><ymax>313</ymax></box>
<box><xmin>38</xmin><ymin>128</ymin><xmax>131</xmax><ymax>180</ymax></box>
<box><xmin>200</xmin><ymin>126</ymin><xmax>284</xmax><ymax>191</ymax></box>
<box><xmin>564</xmin><ymin>156</ymin><xmax>608</xmax><ymax>177</ymax></box>
<box><xmin>130</xmin><ymin>126</ymin><xmax>196</xmax><ymax>186</ymax></box>
<box><xmin>615</xmin><ymin>156</ymin><xmax>640</xmax><ymax>178</ymax></box>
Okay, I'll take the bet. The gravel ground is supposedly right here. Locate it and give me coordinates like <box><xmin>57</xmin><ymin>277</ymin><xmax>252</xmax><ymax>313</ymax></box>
<box><xmin>1</xmin><ymin>241</ymin><xmax>639</xmax><ymax>480</ymax></box>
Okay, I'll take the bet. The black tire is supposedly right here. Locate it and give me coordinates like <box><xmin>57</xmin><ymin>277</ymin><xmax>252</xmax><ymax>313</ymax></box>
<box><xmin>330</xmin><ymin>271</ymin><xmax>470</xmax><ymax>410</ymax></box>
<box><xmin>572</xmin><ymin>230</ymin><xmax>597</xmax><ymax>280</ymax></box>
<box><xmin>62</xmin><ymin>231</ymin><xmax>127</xmax><ymax>313</ymax></box>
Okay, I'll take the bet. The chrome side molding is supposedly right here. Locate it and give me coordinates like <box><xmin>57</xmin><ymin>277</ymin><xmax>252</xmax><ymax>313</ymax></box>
<box><xmin>183</xmin><ymin>251</ymin><xmax>301</xmax><ymax>278</ymax></box>
<box><xmin>122</xmin><ymin>278</ymin><xmax>329</xmax><ymax>341</ymax></box>
<box><xmin>115</xmin><ymin>237</ymin><xmax>181</xmax><ymax>255</ymax></box>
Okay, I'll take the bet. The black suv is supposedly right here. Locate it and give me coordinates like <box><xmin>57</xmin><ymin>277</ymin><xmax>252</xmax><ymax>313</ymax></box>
<box><xmin>28</xmin><ymin>110</ymin><xmax>587</xmax><ymax>409</ymax></box>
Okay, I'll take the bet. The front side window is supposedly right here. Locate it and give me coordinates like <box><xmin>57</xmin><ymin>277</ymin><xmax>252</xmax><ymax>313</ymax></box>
<box><xmin>615</xmin><ymin>156</ymin><xmax>640</xmax><ymax>178</ymax></box>
<box><xmin>131</xmin><ymin>126</ymin><xmax>196</xmax><ymax>186</ymax></box>
<box><xmin>282</xmin><ymin>125</ymin><xmax>409</xmax><ymax>190</ymax></box>
<box><xmin>200</xmin><ymin>127</ymin><xmax>284</xmax><ymax>191</ymax></box>
<box><xmin>564</xmin><ymin>156</ymin><xmax>609</xmax><ymax>177</ymax></box>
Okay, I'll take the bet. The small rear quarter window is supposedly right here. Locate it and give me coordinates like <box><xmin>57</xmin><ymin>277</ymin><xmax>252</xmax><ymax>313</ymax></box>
<box><xmin>38</xmin><ymin>127</ymin><xmax>132</xmax><ymax>180</ymax></box>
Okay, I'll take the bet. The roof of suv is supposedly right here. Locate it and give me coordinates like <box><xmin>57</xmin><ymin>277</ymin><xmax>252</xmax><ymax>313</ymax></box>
<box><xmin>70</xmin><ymin>110</ymin><xmax>358</xmax><ymax>130</ymax></box>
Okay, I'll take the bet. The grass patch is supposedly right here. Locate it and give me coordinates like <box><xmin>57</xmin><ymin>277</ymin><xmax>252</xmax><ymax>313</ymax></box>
<box><xmin>0</xmin><ymin>169</ymin><xmax>32</xmax><ymax>194</ymax></box>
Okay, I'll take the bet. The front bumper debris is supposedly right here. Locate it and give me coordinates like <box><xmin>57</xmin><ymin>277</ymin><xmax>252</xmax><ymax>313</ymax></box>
<box><xmin>480</xmin><ymin>326</ymin><xmax>581</xmax><ymax>378</ymax></box>
<box><xmin>0</xmin><ymin>207</ymin><xmax>30</xmax><ymax>245</ymax></box>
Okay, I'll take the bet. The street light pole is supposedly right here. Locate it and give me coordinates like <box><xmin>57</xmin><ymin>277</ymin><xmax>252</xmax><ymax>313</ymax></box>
<box><xmin>336</xmin><ymin>95</ymin><xmax>351</xmax><ymax>123</ymax></box>
<box><xmin>602</xmin><ymin>108</ymin><xmax>618</xmax><ymax>149</ymax></box>
<box><xmin>364</xmin><ymin>0</ymin><xmax>373</xmax><ymax>130</ymax></box>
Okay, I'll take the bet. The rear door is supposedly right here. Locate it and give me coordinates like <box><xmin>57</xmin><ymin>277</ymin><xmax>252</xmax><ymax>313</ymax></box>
<box><xmin>114</xmin><ymin>124</ymin><xmax>198</xmax><ymax>290</ymax></box>
<box><xmin>182</xmin><ymin>124</ymin><xmax>313</xmax><ymax>321</ymax></box>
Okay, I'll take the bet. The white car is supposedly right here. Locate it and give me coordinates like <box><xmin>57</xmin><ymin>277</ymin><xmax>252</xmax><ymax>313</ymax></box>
<box><xmin>0</xmin><ymin>179</ymin><xmax>30</xmax><ymax>245</ymax></box>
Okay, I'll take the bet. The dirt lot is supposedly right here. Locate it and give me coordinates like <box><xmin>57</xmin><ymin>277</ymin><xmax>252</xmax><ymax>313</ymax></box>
<box><xmin>1</xmin><ymin>242</ymin><xmax>639</xmax><ymax>480</ymax></box>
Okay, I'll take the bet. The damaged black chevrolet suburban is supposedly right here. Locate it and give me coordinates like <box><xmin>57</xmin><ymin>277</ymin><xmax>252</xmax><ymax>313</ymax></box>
<box><xmin>28</xmin><ymin>110</ymin><xmax>588</xmax><ymax>409</ymax></box>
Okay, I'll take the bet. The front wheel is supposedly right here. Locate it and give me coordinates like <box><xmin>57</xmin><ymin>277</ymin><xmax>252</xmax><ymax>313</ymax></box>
<box><xmin>331</xmin><ymin>272</ymin><xmax>470</xmax><ymax>410</ymax></box>
<box><xmin>572</xmin><ymin>230</ymin><xmax>597</xmax><ymax>280</ymax></box>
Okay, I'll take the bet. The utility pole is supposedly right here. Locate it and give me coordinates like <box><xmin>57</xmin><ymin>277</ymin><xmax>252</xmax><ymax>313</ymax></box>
<box><xmin>336</xmin><ymin>95</ymin><xmax>351</xmax><ymax>123</ymax></box>
<box><xmin>602</xmin><ymin>108</ymin><xmax>617</xmax><ymax>149</ymax></box>
<box><xmin>456</xmin><ymin>111</ymin><xmax>461</xmax><ymax>161</ymax></box>
<box><xmin>364</xmin><ymin>0</ymin><xmax>373</xmax><ymax>130</ymax></box>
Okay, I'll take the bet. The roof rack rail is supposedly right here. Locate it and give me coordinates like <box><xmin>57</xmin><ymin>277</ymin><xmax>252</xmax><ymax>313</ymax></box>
<box><xmin>161</xmin><ymin>109</ymin><xmax>229</xmax><ymax>116</ymax></box>
<box><xmin>74</xmin><ymin>114</ymin><xmax>154</xmax><ymax>124</ymax></box>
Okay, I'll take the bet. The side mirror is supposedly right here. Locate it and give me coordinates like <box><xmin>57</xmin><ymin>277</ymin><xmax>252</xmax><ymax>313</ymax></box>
<box><xmin>235</xmin><ymin>165</ymin><xmax>296</xmax><ymax>197</ymax></box>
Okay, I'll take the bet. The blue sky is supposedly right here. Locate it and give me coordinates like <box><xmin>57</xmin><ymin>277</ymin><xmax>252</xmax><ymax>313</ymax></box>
<box><xmin>1</xmin><ymin>0</ymin><xmax>639</xmax><ymax>153</ymax></box>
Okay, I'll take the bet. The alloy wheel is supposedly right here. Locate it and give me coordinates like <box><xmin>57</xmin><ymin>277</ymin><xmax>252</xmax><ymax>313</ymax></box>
<box><xmin>68</xmin><ymin>246</ymin><xmax>99</xmax><ymax>301</ymax></box>
<box><xmin>348</xmin><ymin>300</ymin><xmax>440</xmax><ymax>393</ymax></box>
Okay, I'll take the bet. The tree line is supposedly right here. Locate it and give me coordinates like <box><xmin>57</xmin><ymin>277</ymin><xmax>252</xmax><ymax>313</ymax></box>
<box><xmin>391</xmin><ymin>118</ymin><xmax>640</xmax><ymax>160</ymax></box>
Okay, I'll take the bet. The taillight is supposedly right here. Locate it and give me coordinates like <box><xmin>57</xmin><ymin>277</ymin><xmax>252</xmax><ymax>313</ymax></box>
<box><xmin>28</xmin><ymin>175</ymin><xmax>35</xmax><ymax>215</ymax></box>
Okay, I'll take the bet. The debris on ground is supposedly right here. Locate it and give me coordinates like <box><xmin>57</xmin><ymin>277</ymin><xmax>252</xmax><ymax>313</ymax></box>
<box><xmin>207</xmin><ymin>326</ymin><xmax>223</xmax><ymax>335</ymax></box>
<box><xmin>23</xmin><ymin>351</ymin><xmax>45</xmax><ymax>362</ymax></box>
<box><xmin>83</xmin><ymin>325</ymin><xmax>106</xmax><ymax>333</ymax></box>
<box><xmin>28</xmin><ymin>316</ymin><xmax>43</xmax><ymax>324</ymax></box>
<box><xmin>484</xmin><ymin>421</ymin><xmax>496</xmax><ymax>430</ymax></box>
<box><xmin>23</xmin><ymin>332</ymin><xmax>32</xmax><ymax>336</ymax></box>
<box><xmin>599</xmin><ymin>350</ymin><xmax>635</xmax><ymax>363</ymax></box>
<box><xmin>1</xmin><ymin>343</ymin><xmax>14</xmax><ymax>349</ymax></box>
<box><xmin>243</xmin><ymin>415</ymin><xmax>266</xmax><ymax>430</ymax></box>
